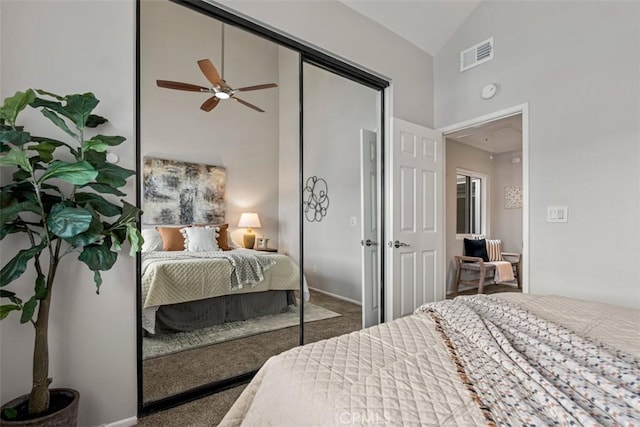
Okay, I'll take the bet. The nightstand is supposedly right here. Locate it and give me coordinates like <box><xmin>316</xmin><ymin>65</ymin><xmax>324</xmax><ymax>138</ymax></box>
<box><xmin>255</xmin><ymin>248</ymin><xmax>277</xmax><ymax>253</ymax></box>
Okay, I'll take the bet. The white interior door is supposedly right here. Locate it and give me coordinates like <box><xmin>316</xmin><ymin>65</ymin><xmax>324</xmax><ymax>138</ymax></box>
<box><xmin>387</xmin><ymin>118</ymin><xmax>444</xmax><ymax>320</ymax></box>
<box><xmin>361</xmin><ymin>129</ymin><xmax>379</xmax><ymax>328</ymax></box>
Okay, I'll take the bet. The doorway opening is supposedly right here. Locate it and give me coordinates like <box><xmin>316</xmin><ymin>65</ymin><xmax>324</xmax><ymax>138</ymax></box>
<box><xmin>441</xmin><ymin>105</ymin><xmax>529</xmax><ymax>297</ymax></box>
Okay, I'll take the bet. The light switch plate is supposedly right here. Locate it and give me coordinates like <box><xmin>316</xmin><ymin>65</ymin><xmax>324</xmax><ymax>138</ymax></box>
<box><xmin>547</xmin><ymin>206</ymin><xmax>568</xmax><ymax>223</ymax></box>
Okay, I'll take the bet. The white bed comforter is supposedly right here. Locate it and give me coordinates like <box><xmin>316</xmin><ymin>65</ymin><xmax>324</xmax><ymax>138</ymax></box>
<box><xmin>221</xmin><ymin>294</ymin><xmax>640</xmax><ymax>426</ymax></box>
<box><xmin>142</xmin><ymin>250</ymin><xmax>309</xmax><ymax>334</ymax></box>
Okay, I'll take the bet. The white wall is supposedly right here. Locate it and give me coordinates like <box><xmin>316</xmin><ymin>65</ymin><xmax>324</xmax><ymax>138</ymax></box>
<box><xmin>302</xmin><ymin>64</ymin><xmax>377</xmax><ymax>302</ymax></box>
<box><xmin>0</xmin><ymin>1</ymin><xmax>137</xmax><ymax>425</ymax></box>
<box><xmin>140</xmin><ymin>0</ymin><xmax>280</xmax><ymax>246</ymax></box>
<box><xmin>436</xmin><ymin>1</ymin><xmax>640</xmax><ymax>307</ymax></box>
<box><xmin>491</xmin><ymin>150</ymin><xmax>523</xmax><ymax>254</ymax></box>
<box><xmin>219</xmin><ymin>0</ymin><xmax>434</xmax><ymax>127</ymax></box>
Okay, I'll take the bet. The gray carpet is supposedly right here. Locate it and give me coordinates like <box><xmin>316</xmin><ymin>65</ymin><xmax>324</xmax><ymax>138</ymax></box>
<box><xmin>143</xmin><ymin>301</ymin><xmax>340</xmax><ymax>360</ymax></box>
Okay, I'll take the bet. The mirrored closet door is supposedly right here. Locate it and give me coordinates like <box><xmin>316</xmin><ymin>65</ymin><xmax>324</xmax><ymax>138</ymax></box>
<box><xmin>139</xmin><ymin>0</ymin><xmax>301</xmax><ymax>406</ymax></box>
<box><xmin>137</xmin><ymin>0</ymin><xmax>388</xmax><ymax>414</ymax></box>
<box><xmin>301</xmin><ymin>62</ymin><xmax>383</xmax><ymax>344</ymax></box>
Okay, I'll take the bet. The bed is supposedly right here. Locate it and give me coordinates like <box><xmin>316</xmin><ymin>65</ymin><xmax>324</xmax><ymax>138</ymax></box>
<box><xmin>141</xmin><ymin>249</ymin><xmax>308</xmax><ymax>335</ymax></box>
<box><xmin>220</xmin><ymin>293</ymin><xmax>640</xmax><ymax>426</ymax></box>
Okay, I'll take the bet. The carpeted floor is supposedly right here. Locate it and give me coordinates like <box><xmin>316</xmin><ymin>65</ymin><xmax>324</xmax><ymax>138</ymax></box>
<box><xmin>143</xmin><ymin>301</ymin><xmax>340</xmax><ymax>359</ymax></box>
<box><xmin>141</xmin><ymin>289</ymin><xmax>361</xmax><ymax>404</ymax></box>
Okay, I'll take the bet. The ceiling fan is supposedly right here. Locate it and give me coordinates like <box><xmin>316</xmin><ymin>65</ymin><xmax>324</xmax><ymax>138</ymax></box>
<box><xmin>156</xmin><ymin>24</ymin><xmax>277</xmax><ymax>113</ymax></box>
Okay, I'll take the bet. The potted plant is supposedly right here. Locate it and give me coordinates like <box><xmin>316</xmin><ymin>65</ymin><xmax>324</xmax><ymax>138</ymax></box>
<box><xmin>0</xmin><ymin>89</ymin><xmax>142</xmax><ymax>425</ymax></box>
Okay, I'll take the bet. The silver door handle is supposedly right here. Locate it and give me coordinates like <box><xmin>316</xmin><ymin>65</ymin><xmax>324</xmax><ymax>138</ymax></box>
<box><xmin>361</xmin><ymin>239</ymin><xmax>378</xmax><ymax>247</ymax></box>
<box><xmin>389</xmin><ymin>240</ymin><xmax>410</xmax><ymax>248</ymax></box>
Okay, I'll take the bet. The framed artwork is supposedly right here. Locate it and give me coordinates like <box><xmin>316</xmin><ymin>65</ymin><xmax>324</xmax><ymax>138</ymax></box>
<box><xmin>142</xmin><ymin>157</ymin><xmax>226</xmax><ymax>224</ymax></box>
<box><xmin>504</xmin><ymin>185</ymin><xmax>523</xmax><ymax>209</ymax></box>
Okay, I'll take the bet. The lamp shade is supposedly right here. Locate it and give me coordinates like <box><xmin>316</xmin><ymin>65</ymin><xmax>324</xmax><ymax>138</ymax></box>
<box><xmin>238</xmin><ymin>212</ymin><xmax>261</xmax><ymax>228</ymax></box>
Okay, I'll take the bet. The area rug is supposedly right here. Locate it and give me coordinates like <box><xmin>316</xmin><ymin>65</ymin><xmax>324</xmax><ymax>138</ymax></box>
<box><xmin>143</xmin><ymin>302</ymin><xmax>340</xmax><ymax>360</ymax></box>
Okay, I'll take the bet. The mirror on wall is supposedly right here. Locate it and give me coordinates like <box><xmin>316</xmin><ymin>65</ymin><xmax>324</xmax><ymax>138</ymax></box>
<box><xmin>137</xmin><ymin>0</ymin><xmax>387</xmax><ymax>411</ymax></box>
<box><xmin>139</xmin><ymin>0</ymin><xmax>301</xmax><ymax>404</ymax></box>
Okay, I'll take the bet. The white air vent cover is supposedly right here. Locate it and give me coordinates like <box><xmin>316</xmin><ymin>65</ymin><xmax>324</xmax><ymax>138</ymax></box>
<box><xmin>460</xmin><ymin>37</ymin><xmax>494</xmax><ymax>72</ymax></box>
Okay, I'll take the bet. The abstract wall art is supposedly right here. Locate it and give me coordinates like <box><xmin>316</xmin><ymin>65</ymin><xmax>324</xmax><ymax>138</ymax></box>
<box><xmin>143</xmin><ymin>157</ymin><xmax>226</xmax><ymax>224</ymax></box>
<box><xmin>504</xmin><ymin>185</ymin><xmax>523</xmax><ymax>209</ymax></box>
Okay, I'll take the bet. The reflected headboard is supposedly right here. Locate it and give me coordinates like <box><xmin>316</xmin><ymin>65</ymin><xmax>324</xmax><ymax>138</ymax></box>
<box><xmin>142</xmin><ymin>157</ymin><xmax>226</xmax><ymax>225</ymax></box>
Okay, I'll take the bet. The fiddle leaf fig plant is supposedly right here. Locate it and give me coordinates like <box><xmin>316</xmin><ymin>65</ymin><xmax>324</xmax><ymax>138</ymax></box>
<box><xmin>0</xmin><ymin>89</ymin><xmax>142</xmax><ymax>417</ymax></box>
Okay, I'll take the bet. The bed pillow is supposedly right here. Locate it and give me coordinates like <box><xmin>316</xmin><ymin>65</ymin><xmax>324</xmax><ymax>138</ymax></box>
<box><xmin>464</xmin><ymin>238</ymin><xmax>489</xmax><ymax>262</ymax></box>
<box><xmin>195</xmin><ymin>223</ymin><xmax>231</xmax><ymax>250</ymax></box>
<box><xmin>141</xmin><ymin>228</ymin><xmax>163</xmax><ymax>252</ymax></box>
<box><xmin>181</xmin><ymin>227</ymin><xmax>220</xmax><ymax>252</ymax></box>
<box><xmin>486</xmin><ymin>239</ymin><xmax>503</xmax><ymax>261</ymax></box>
<box><xmin>156</xmin><ymin>226</ymin><xmax>188</xmax><ymax>251</ymax></box>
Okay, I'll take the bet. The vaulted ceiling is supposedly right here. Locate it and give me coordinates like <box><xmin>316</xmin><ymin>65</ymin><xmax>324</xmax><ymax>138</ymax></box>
<box><xmin>340</xmin><ymin>0</ymin><xmax>482</xmax><ymax>56</ymax></box>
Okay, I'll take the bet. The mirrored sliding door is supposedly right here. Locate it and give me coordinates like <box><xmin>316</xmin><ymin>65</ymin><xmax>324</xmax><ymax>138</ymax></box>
<box><xmin>138</xmin><ymin>0</ymin><xmax>301</xmax><ymax>406</ymax></box>
<box><xmin>301</xmin><ymin>62</ymin><xmax>383</xmax><ymax>344</ymax></box>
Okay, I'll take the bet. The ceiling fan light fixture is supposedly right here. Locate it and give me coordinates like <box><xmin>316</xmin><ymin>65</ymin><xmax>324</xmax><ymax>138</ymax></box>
<box><xmin>214</xmin><ymin>91</ymin><xmax>230</xmax><ymax>100</ymax></box>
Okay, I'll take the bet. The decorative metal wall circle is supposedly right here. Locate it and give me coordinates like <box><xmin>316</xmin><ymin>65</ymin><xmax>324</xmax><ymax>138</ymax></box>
<box><xmin>303</xmin><ymin>176</ymin><xmax>329</xmax><ymax>222</ymax></box>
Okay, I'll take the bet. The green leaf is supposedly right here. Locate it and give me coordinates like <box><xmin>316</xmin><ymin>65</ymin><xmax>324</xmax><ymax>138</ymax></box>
<box><xmin>20</xmin><ymin>297</ymin><xmax>37</xmax><ymax>323</ymax></box>
<box><xmin>27</xmin><ymin>140</ymin><xmax>63</xmax><ymax>163</ymax></box>
<box><xmin>31</xmin><ymin>136</ymin><xmax>76</xmax><ymax>156</ymax></box>
<box><xmin>80</xmin><ymin>182</ymin><xmax>125</xmax><ymax>197</ymax></box>
<box><xmin>46</xmin><ymin>203</ymin><xmax>92</xmax><ymax>238</ymax></box>
<box><xmin>65</xmin><ymin>93</ymin><xmax>99</xmax><ymax>130</ymax></box>
<box><xmin>0</xmin><ymin>130</ymin><xmax>31</xmax><ymax>146</ymax></box>
<box><xmin>75</xmin><ymin>192</ymin><xmax>121</xmax><ymax>217</ymax></box>
<box><xmin>34</xmin><ymin>89</ymin><xmax>65</xmax><ymax>101</ymax></box>
<box><xmin>38</xmin><ymin>160</ymin><xmax>98</xmax><ymax>185</ymax></box>
<box><xmin>0</xmin><ymin>148</ymin><xmax>33</xmax><ymax>172</ymax></box>
<box><xmin>93</xmin><ymin>271</ymin><xmax>103</xmax><ymax>293</ymax></box>
<box><xmin>0</xmin><ymin>304</ymin><xmax>21</xmax><ymax>320</ymax></box>
<box><xmin>34</xmin><ymin>274</ymin><xmax>47</xmax><ymax>299</ymax></box>
<box><xmin>64</xmin><ymin>214</ymin><xmax>103</xmax><ymax>247</ymax></box>
<box><xmin>96</xmin><ymin>163</ymin><xmax>135</xmax><ymax>188</ymax></box>
<box><xmin>0</xmin><ymin>89</ymin><xmax>35</xmax><ymax>126</ymax></box>
<box><xmin>0</xmin><ymin>243</ymin><xmax>44</xmax><ymax>287</ymax></box>
<box><xmin>79</xmin><ymin>240</ymin><xmax>118</xmax><ymax>293</ymax></box>
<box><xmin>0</xmin><ymin>289</ymin><xmax>23</xmax><ymax>305</ymax></box>
<box><xmin>85</xmin><ymin>114</ymin><xmax>108</xmax><ymax>128</ymax></box>
<box><xmin>82</xmin><ymin>135</ymin><xmax>124</xmax><ymax>153</ymax></box>
<box><xmin>127</xmin><ymin>223</ymin><xmax>143</xmax><ymax>256</ymax></box>
<box><xmin>0</xmin><ymin>223</ymin><xmax>27</xmax><ymax>241</ymax></box>
<box><xmin>40</xmin><ymin>108</ymin><xmax>77</xmax><ymax>138</ymax></box>
<box><xmin>0</xmin><ymin>200</ymin><xmax>40</xmax><ymax>228</ymax></box>
<box><xmin>84</xmin><ymin>151</ymin><xmax>133</xmax><ymax>188</ymax></box>
<box><xmin>108</xmin><ymin>200</ymin><xmax>141</xmax><ymax>231</ymax></box>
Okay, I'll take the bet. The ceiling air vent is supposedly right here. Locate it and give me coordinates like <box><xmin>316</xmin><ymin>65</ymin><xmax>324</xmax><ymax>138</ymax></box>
<box><xmin>460</xmin><ymin>37</ymin><xmax>494</xmax><ymax>72</ymax></box>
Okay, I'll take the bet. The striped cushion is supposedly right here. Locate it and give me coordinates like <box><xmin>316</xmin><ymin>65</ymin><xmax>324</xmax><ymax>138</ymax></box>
<box><xmin>486</xmin><ymin>239</ymin><xmax>503</xmax><ymax>261</ymax></box>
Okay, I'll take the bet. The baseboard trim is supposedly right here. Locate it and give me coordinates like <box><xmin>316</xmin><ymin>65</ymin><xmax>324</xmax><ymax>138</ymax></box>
<box><xmin>309</xmin><ymin>286</ymin><xmax>362</xmax><ymax>306</ymax></box>
<box><xmin>102</xmin><ymin>416</ymin><xmax>137</xmax><ymax>427</ymax></box>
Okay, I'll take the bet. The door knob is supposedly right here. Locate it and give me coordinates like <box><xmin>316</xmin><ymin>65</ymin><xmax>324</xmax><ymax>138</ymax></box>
<box><xmin>361</xmin><ymin>239</ymin><xmax>378</xmax><ymax>247</ymax></box>
<box><xmin>389</xmin><ymin>240</ymin><xmax>410</xmax><ymax>248</ymax></box>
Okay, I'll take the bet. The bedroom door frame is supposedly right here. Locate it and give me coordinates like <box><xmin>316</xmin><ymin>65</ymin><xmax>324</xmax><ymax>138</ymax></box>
<box><xmin>136</xmin><ymin>0</ymin><xmax>390</xmax><ymax>417</ymax></box>
<box><xmin>439</xmin><ymin>103</ymin><xmax>530</xmax><ymax>295</ymax></box>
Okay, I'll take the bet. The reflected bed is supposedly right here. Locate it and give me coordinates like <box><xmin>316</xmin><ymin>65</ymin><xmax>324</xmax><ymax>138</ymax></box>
<box><xmin>141</xmin><ymin>250</ymin><xmax>308</xmax><ymax>335</ymax></box>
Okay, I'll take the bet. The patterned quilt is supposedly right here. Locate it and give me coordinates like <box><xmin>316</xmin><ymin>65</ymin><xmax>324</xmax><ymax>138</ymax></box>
<box><xmin>221</xmin><ymin>294</ymin><xmax>640</xmax><ymax>426</ymax></box>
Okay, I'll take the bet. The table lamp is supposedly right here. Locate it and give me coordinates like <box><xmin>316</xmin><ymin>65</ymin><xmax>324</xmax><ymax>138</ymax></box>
<box><xmin>238</xmin><ymin>212</ymin><xmax>261</xmax><ymax>249</ymax></box>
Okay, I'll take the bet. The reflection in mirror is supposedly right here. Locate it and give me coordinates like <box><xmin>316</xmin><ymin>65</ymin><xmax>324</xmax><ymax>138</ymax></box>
<box><xmin>301</xmin><ymin>63</ymin><xmax>382</xmax><ymax>343</ymax></box>
<box><xmin>139</xmin><ymin>0</ymin><xmax>302</xmax><ymax>404</ymax></box>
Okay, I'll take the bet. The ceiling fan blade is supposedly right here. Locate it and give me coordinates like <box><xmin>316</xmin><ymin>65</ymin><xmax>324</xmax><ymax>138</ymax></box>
<box><xmin>157</xmin><ymin>80</ymin><xmax>207</xmax><ymax>92</ymax></box>
<box><xmin>197</xmin><ymin>59</ymin><xmax>222</xmax><ymax>86</ymax></box>
<box><xmin>233</xmin><ymin>97</ymin><xmax>265</xmax><ymax>113</ymax></box>
<box><xmin>234</xmin><ymin>83</ymin><xmax>278</xmax><ymax>92</ymax></box>
<box><xmin>200</xmin><ymin>96</ymin><xmax>220</xmax><ymax>112</ymax></box>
